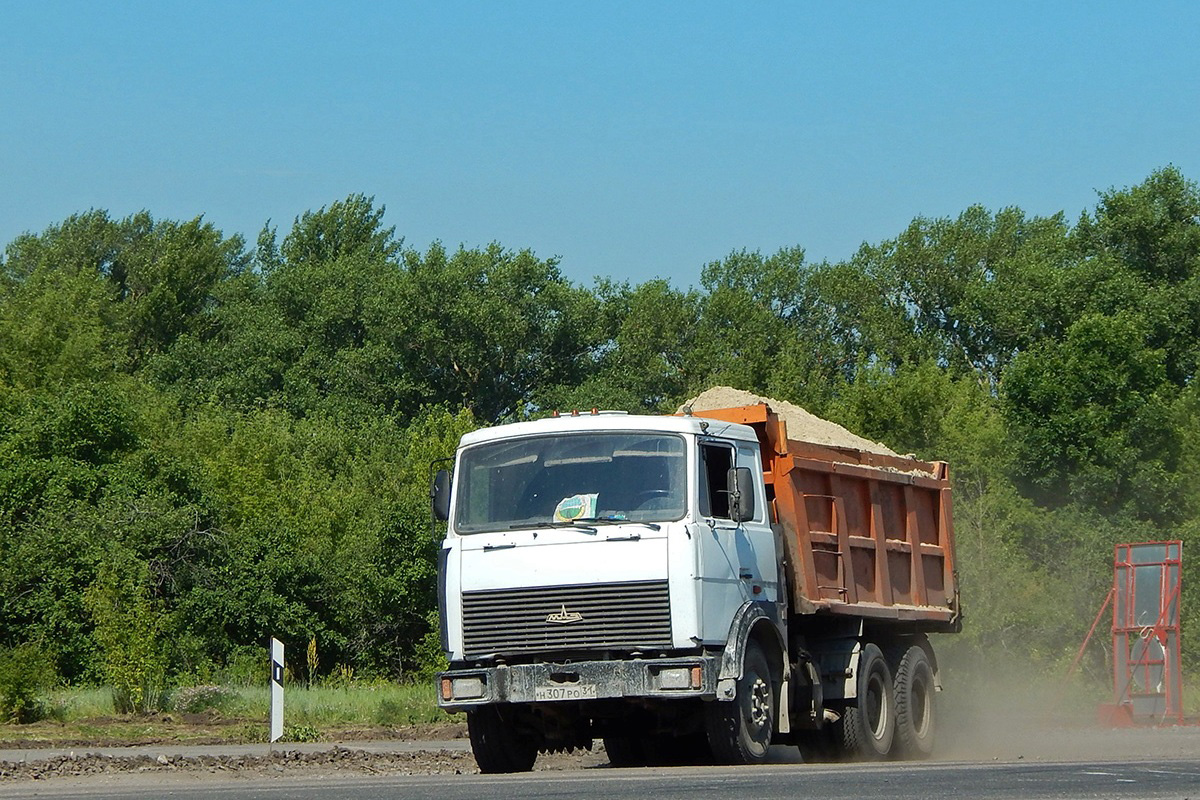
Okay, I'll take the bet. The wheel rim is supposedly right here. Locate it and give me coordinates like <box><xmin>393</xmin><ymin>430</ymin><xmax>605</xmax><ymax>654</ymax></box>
<box><xmin>749</xmin><ymin>674</ymin><xmax>771</xmax><ymax>730</ymax></box>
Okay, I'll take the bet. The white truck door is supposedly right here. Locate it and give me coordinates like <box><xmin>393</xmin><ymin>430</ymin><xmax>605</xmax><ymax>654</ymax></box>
<box><xmin>695</xmin><ymin>439</ymin><xmax>777</xmax><ymax>643</ymax></box>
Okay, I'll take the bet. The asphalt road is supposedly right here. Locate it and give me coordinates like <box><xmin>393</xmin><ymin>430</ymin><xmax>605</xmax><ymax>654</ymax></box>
<box><xmin>6</xmin><ymin>758</ymin><xmax>1200</xmax><ymax>800</ymax></box>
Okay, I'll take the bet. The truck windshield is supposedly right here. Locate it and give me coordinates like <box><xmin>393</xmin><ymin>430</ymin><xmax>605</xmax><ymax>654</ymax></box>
<box><xmin>454</xmin><ymin>432</ymin><xmax>687</xmax><ymax>533</ymax></box>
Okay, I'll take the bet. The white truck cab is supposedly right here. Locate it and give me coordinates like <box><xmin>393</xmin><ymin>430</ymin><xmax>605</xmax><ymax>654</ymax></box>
<box><xmin>433</xmin><ymin>411</ymin><xmax>782</xmax><ymax>770</ymax></box>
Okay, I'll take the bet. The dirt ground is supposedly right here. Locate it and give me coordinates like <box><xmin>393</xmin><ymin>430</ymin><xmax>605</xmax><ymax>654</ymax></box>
<box><xmin>0</xmin><ymin>716</ymin><xmax>469</xmax><ymax>751</ymax></box>
<box><xmin>0</xmin><ymin>730</ymin><xmax>606</xmax><ymax>783</ymax></box>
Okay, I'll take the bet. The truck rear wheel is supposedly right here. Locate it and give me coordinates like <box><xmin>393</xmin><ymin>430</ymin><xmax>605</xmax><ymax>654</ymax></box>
<box><xmin>838</xmin><ymin>643</ymin><xmax>895</xmax><ymax>759</ymax></box>
<box><xmin>893</xmin><ymin>645</ymin><xmax>935</xmax><ymax>758</ymax></box>
<box><xmin>467</xmin><ymin>706</ymin><xmax>537</xmax><ymax>773</ymax></box>
<box><xmin>705</xmin><ymin>640</ymin><xmax>774</xmax><ymax>764</ymax></box>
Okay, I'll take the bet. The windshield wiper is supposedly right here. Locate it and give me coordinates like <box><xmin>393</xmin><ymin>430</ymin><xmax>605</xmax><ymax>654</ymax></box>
<box><xmin>507</xmin><ymin>520</ymin><xmax>599</xmax><ymax>533</ymax></box>
<box><xmin>511</xmin><ymin>517</ymin><xmax>661</xmax><ymax>533</ymax></box>
<box><xmin>545</xmin><ymin>520</ymin><xmax>598</xmax><ymax>533</ymax></box>
<box><xmin>574</xmin><ymin>516</ymin><xmax>662</xmax><ymax>532</ymax></box>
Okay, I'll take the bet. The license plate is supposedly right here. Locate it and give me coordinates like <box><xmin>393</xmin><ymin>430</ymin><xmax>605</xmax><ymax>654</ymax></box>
<box><xmin>535</xmin><ymin>683</ymin><xmax>598</xmax><ymax>701</ymax></box>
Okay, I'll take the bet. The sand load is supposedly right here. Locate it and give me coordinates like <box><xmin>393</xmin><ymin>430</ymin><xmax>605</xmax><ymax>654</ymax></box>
<box><xmin>679</xmin><ymin>386</ymin><xmax>899</xmax><ymax>457</ymax></box>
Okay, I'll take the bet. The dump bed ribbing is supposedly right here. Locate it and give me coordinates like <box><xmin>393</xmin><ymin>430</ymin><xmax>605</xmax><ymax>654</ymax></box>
<box><xmin>694</xmin><ymin>403</ymin><xmax>960</xmax><ymax>630</ymax></box>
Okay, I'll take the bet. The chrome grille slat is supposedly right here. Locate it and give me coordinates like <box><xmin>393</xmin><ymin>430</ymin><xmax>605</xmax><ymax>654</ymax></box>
<box><xmin>461</xmin><ymin>580</ymin><xmax>672</xmax><ymax>656</ymax></box>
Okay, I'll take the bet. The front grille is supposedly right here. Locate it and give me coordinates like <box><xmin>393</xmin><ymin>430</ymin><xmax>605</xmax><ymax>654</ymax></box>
<box><xmin>461</xmin><ymin>581</ymin><xmax>672</xmax><ymax>657</ymax></box>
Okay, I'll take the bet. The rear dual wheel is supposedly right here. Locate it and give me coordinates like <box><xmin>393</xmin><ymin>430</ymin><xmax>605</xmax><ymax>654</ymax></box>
<box><xmin>893</xmin><ymin>644</ymin><xmax>936</xmax><ymax>758</ymax></box>
<box><xmin>838</xmin><ymin>643</ymin><xmax>895</xmax><ymax>759</ymax></box>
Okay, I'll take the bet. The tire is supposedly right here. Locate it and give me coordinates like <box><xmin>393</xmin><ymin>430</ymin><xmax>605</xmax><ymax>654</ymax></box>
<box><xmin>467</xmin><ymin>706</ymin><xmax>537</xmax><ymax>773</ymax></box>
<box><xmin>837</xmin><ymin>643</ymin><xmax>895</xmax><ymax>759</ymax></box>
<box><xmin>893</xmin><ymin>645</ymin><xmax>936</xmax><ymax>759</ymax></box>
<box><xmin>602</xmin><ymin>736</ymin><xmax>647</xmax><ymax>768</ymax></box>
<box><xmin>705</xmin><ymin>640</ymin><xmax>775</xmax><ymax>764</ymax></box>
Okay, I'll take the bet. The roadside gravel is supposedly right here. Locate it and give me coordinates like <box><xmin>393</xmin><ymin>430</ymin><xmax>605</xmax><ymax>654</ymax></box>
<box><xmin>0</xmin><ymin>744</ymin><xmax>608</xmax><ymax>782</ymax></box>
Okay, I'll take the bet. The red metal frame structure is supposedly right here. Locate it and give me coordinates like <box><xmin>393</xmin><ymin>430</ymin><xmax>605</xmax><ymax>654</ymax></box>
<box><xmin>1111</xmin><ymin>541</ymin><xmax>1183</xmax><ymax>725</ymax></box>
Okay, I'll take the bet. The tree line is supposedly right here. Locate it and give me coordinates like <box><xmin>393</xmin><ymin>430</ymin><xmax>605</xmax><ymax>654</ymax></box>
<box><xmin>1</xmin><ymin>168</ymin><xmax>1198</xmax><ymax>706</ymax></box>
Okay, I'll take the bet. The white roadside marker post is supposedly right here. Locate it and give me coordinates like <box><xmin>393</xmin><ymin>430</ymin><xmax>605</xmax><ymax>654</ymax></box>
<box><xmin>270</xmin><ymin>637</ymin><xmax>284</xmax><ymax>743</ymax></box>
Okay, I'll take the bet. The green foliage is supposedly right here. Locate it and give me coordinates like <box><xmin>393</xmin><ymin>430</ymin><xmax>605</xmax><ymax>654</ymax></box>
<box><xmin>221</xmin><ymin>647</ymin><xmax>267</xmax><ymax>688</ymax></box>
<box><xmin>0</xmin><ymin>643</ymin><xmax>57</xmax><ymax>723</ymax></box>
<box><xmin>282</xmin><ymin>723</ymin><xmax>322</xmax><ymax>742</ymax></box>
<box><xmin>848</xmin><ymin>205</ymin><xmax>1073</xmax><ymax>381</ymax></box>
<box><xmin>0</xmin><ymin>257</ymin><xmax>119</xmax><ymax>390</ymax></box>
<box><xmin>84</xmin><ymin>554</ymin><xmax>168</xmax><ymax>713</ymax></box>
<box><xmin>696</xmin><ymin>247</ymin><xmax>812</xmax><ymax>394</ymax></box>
<box><xmin>2</xmin><ymin>169</ymin><xmax>1199</xmax><ymax>691</ymax></box>
<box><xmin>1003</xmin><ymin>312</ymin><xmax>1180</xmax><ymax>520</ymax></box>
<box><xmin>1074</xmin><ymin>167</ymin><xmax>1200</xmax><ymax>386</ymax></box>
<box><xmin>411</xmin><ymin>610</ymin><xmax>449</xmax><ymax>680</ymax></box>
<box><xmin>397</xmin><ymin>242</ymin><xmax>598</xmax><ymax>421</ymax></box>
<box><xmin>1</xmin><ymin>210</ymin><xmax>247</xmax><ymax>374</ymax></box>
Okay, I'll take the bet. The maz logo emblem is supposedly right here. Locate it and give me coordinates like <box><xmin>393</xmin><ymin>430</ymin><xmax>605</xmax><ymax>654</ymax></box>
<box><xmin>546</xmin><ymin>604</ymin><xmax>584</xmax><ymax>624</ymax></box>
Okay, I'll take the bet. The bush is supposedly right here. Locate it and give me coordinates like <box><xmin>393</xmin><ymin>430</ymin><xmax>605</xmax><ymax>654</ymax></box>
<box><xmin>84</xmin><ymin>555</ymin><xmax>168</xmax><ymax>713</ymax></box>
<box><xmin>282</xmin><ymin>723</ymin><xmax>321</xmax><ymax>742</ymax></box>
<box><xmin>222</xmin><ymin>646</ymin><xmax>267</xmax><ymax>687</ymax></box>
<box><xmin>0</xmin><ymin>644</ymin><xmax>57</xmax><ymax>723</ymax></box>
<box><xmin>322</xmin><ymin>664</ymin><xmax>355</xmax><ymax>689</ymax></box>
<box><xmin>172</xmin><ymin>633</ymin><xmax>220</xmax><ymax>686</ymax></box>
<box><xmin>410</xmin><ymin>611</ymin><xmax>448</xmax><ymax>680</ymax></box>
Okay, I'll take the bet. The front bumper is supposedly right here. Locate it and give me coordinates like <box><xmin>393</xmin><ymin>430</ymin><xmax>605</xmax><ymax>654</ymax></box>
<box><xmin>437</xmin><ymin>656</ymin><xmax>719</xmax><ymax>709</ymax></box>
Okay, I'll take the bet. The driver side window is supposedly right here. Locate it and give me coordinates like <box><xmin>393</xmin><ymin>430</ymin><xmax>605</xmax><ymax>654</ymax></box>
<box><xmin>698</xmin><ymin>442</ymin><xmax>733</xmax><ymax>519</ymax></box>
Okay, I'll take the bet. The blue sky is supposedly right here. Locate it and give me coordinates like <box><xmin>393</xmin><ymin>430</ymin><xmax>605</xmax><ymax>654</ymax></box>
<box><xmin>3</xmin><ymin>2</ymin><xmax>1198</xmax><ymax>286</ymax></box>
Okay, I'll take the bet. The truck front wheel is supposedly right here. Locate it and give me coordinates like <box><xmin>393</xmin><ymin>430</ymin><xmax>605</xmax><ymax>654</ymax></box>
<box><xmin>467</xmin><ymin>706</ymin><xmax>537</xmax><ymax>773</ymax></box>
<box><xmin>705</xmin><ymin>640</ymin><xmax>774</xmax><ymax>764</ymax></box>
<box><xmin>838</xmin><ymin>643</ymin><xmax>895</xmax><ymax>759</ymax></box>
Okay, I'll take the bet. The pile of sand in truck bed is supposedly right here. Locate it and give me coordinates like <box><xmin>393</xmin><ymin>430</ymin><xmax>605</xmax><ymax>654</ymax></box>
<box><xmin>679</xmin><ymin>386</ymin><xmax>900</xmax><ymax>457</ymax></box>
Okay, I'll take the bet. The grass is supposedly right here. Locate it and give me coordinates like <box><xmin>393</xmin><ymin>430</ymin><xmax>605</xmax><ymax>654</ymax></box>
<box><xmin>0</xmin><ymin>682</ymin><xmax>456</xmax><ymax>747</ymax></box>
<box><xmin>48</xmin><ymin>686</ymin><xmax>116</xmax><ymax>720</ymax></box>
<box><xmin>208</xmin><ymin>683</ymin><xmax>453</xmax><ymax>727</ymax></box>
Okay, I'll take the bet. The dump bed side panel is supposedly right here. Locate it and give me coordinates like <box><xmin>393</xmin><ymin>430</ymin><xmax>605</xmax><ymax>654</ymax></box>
<box><xmin>694</xmin><ymin>404</ymin><xmax>960</xmax><ymax>630</ymax></box>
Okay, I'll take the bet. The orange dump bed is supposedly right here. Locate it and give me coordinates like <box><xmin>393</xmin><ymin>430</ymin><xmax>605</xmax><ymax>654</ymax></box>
<box><xmin>697</xmin><ymin>404</ymin><xmax>960</xmax><ymax>630</ymax></box>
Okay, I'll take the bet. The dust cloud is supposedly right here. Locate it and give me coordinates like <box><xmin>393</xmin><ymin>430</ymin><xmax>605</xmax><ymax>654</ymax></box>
<box><xmin>931</xmin><ymin>646</ymin><xmax>1198</xmax><ymax>763</ymax></box>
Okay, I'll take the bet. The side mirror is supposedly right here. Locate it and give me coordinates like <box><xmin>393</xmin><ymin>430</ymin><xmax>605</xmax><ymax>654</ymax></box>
<box><xmin>727</xmin><ymin>466</ymin><xmax>755</xmax><ymax>523</ymax></box>
<box><xmin>431</xmin><ymin>469</ymin><xmax>452</xmax><ymax>522</ymax></box>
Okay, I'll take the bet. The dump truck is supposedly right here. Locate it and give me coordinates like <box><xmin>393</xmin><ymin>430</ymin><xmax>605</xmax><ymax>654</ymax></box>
<box><xmin>432</xmin><ymin>401</ymin><xmax>960</xmax><ymax>772</ymax></box>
